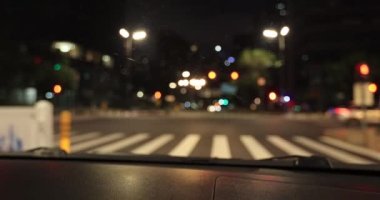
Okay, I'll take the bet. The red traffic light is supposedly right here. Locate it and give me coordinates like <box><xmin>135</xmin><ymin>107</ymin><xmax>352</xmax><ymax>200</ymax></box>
<box><xmin>358</xmin><ymin>63</ymin><xmax>370</xmax><ymax>76</ymax></box>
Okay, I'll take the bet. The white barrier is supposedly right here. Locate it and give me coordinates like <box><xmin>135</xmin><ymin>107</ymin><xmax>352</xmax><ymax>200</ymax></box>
<box><xmin>0</xmin><ymin>101</ymin><xmax>53</xmax><ymax>151</ymax></box>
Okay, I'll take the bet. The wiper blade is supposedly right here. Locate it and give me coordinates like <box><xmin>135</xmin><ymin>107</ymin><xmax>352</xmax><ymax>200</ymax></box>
<box><xmin>26</xmin><ymin>147</ymin><xmax>67</xmax><ymax>157</ymax></box>
<box><xmin>260</xmin><ymin>155</ymin><xmax>332</xmax><ymax>169</ymax></box>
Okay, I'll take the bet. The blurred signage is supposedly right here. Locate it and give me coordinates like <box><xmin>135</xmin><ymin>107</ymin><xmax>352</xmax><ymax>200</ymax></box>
<box><xmin>0</xmin><ymin>101</ymin><xmax>54</xmax><ymax>151</ymax></box>
<box><xmin>221</xmin><ymin>83</ymin><xmax>237</xmax><ymax>95</ymax></box>
<box><xmin>353</xmin><ymin>82</ymin><xmax>374</xmax><ymax>106</ymax></box>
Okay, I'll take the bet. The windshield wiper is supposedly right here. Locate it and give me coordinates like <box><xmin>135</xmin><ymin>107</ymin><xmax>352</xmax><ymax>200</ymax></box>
<box><xmin>260</xmin><ymin>155</ymin><xmax>332</xmax><ymax>169</ymax></box>
<box><xmin>26</xmin><ymin>147</ymin><xmax>68</xmax><ymax>157</ymax></box>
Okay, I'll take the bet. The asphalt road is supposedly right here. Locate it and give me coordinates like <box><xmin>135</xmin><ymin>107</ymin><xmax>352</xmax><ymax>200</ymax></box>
<box><xmin>54</xmin><ymin>112</ymin><xmax>380</xmax><ymax>164</ymax></box>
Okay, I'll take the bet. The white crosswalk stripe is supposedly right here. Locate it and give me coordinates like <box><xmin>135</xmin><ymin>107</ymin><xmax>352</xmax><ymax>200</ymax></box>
<box><xmin>71</xmin><ymin>132</ymin><xmax>101</xmax><ymax>143</ymax></box>
<box><xmin>294</xmin><ymin>136</ymin><xmax>374</xmax><ymax>164</ymax></box>
<box><xmin>240</xmin><ymin>135</ymin><xmax>272</xmax><ymax>159</ymax></box>
<box><xmin>57</xmin><ymin>132</ymin><xmax>380</xmax><ymax>164</ymax></box>
<box><xmin>320</xmin><ymin>136</ymin><xmax>380</xmax><ymax>161</ymax></box>
<box><xmin>267</xmin><ymin>135</ymin><xmax>311</xmax><ymax>156</ymax></box>
<box><xmin>169</xmin><ymin>134</ymin><xmax>201</xmax><ymax>157</ymax></box>
<box><xmin>71</xmin><ymin>133</ymin><xmax>125</xmax><ymax>153</ymax></box>
<box><xmin>131</xmin><ymin>134</ymin><xmax>174</xmax><ymax>155</ymax></box>
<box><xmin>211</xmin><ymin>135</ymin><xmax>232</xmax><ymax>159</ymax></box>
<box><xmin>91</xmin><ymin>133</ymin><xmax>150</xmax><ymax>154</ymax></box>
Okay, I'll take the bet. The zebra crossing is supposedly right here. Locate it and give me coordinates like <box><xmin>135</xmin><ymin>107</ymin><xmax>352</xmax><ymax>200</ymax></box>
<box><xmin>55</xmin><ymin>132</ymin><xmax>380</xmax><ymax>164</ymax></box>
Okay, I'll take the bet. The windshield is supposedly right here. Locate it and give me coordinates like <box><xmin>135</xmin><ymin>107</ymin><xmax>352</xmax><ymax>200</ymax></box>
<box><xmin>1</xmin><ymin>0</ymin><xmax>380</xmax><ymax>170</ymax></box>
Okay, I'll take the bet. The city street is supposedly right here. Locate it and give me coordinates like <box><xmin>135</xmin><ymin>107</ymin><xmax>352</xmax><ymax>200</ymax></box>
<box><xmin>54</xmin><ymin>112</ymin><xmax>380</xmax><ymax>164</ymax></box>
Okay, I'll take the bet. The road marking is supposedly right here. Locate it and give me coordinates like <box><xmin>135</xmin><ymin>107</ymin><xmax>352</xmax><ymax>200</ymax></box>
<box><xmin>267</xmin><ymin>135</ymin><xmax>311</xmax><ymax>156</ymax></box>
<box><xmin>320</xmin><ymin>136</ymin><xmax>380</xmax><ymax>161</ymax></box>
<box><xmin>71</xmin><ymin>132</ymin><xmax>101</xmax><ymax>143</ymax></box>
<box><xmin>91</xmin><ymin>133</ymin><xmax>150</xmax><ymax>153</ymax></box>
<box><xmin>294</xmin><ymin>136</ymin><xmax>374</xmax><ymax>164</ymax></box>
<box><xmin>131</xmin><ymin>134</ymin><xmax>174</xmax><ymax>155</ymax></box>
<box><xmin>211</xmin><ymin>135</ymin><xmax>231</xmax><ymax>159</ymax></box>
<box><xmin>169</xmin><ymin>134</ymin><xmax>201</xmax><ymax>157</ymax></box>
<box><xmin>240</xmin><ymin>135</ymin><xmax>273</xmax><ymax>159</ymax></box>
<box><xmin>71</xmin><ymin>133</ymin><xmax>124</xmax><ymax>152</ymax></box>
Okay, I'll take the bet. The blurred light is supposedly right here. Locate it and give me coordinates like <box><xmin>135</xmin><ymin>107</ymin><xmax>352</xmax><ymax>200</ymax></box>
<box><xmin>230</xmin><ymin>71</ymin><xmax>239</xmax><ymax>80</ymax></box>
<box><xmin>208</xmin><ymin>71</ymin><xmax>217</xmax><ymax>80</ymax></box>
<box><xmin>194</xmin><ymin>85</ymin><xmax>202</xmax><ymax>90</ymax></box>
<box><xmin>257</xmin><ymin>77</ymin><xmax>266</xmax><ymax>86</ymax></box>
<box><xmin>227</xmin><ymin>57</ymin><xmax>235</xmax><ymax>63</ymax></box>
<box><xmin>294</xmin><ymin>105</ymin><xmax>302</xmax><ymax>112</ymax></box>
<box><xmin>169</xmin><ymin>82</ymin><xmax>177</xmax><ymax>89</ymax></box>
<box><xmin>102</xmin><ymin>55</ymin><xmax>111</xmax><ymax>63</ymax></box>
<box><xmin>334</xmin><ymin>107</ymin><xmax>351</xmax><ymax>115</ymax></box>
<box><xmin>214</xmin><ymin>45</ymin><xmax>222</xmax><ymax>52</ymax></box>
<box><xmin>154</xmin><ymin>91</ymin><xmax>162</xmax><ymax>100</ymax></box>
<box><xmin>254</xmin><ymin>97</ymin><xmax>261</xmax><ymax>105</ymax></box>
<box><xmin>199</xmin><ymin>79</ymin><xmax>206</xmax><ymax>86</ymax></box>
<box><xmin>263</xmin><ymin>29</ymin><xmax>278</xmax><ymax>38</ymax></box>
<box><xmin>53</xmin><ymin>63</ymin><xmax>62</xmax><ymax>71</ymax></box>
<box><xmin>280</xmin><ymin>26</ymin><xmax>290</xmax><ymax>36</ymax></box>
<box><xmin>215</xmin><ymin>105</ymin><xmax>222</xmax><ymax>112</ymax></box>
<box><xmin>52</xmin><ymin>41</ymin><xmax>76</xmax><ymax>53</ymax></box>
<box><xmin>359</xmin><ymin>64</ymin><xmax>370</xmax><ymax>76</ymax></box>
<box><xmin>224</xmin><ymin>60</ymin><xmax>231</xmax><ymax>66</ymax></box>
<box><xmin>182</xmin><ymin>71</ymin><xmax>190</xmax><ymax>78</ymax></box>
<box><xmin>184</xmin><ymin>101</ymin><xmax>191</xmax><ymax>108</ymax></box>
<box><xmin>191</xmin><ymin>102</ymin><xmax>198</xmax><ymax>109</ymax></box>
<box><xmin>368</xmin><ymin>83</ymin><xmax>377</xmax><ymax>93</ymax></box>
<box><xmin>178</xmin><ymin>79</ymin><xmax>189</xmax><ymax>87</ymax></box>
<box><xmin>132</xmin><ymin>30</ymin><xmax>147</xmax><ymax>40</ymax></box>
<box><xmin>207</xmin><ymin>105</ymin><xmax>216</xmax><ymax>112</ymax></box>
<box><xmin>180</xmin><ymin>88</ymin><xmax>187</xmax><ymax>94</ymax></box>
<box><xmin>136</xmin><ymin>91</ymin><xmax>144</xmax><ymax>98</ymax></box>
<box><xmin>53</xmin><ymin>84</ymin><xmax>62</xmax><ymax>94</ymax></box>
<box><xmin>283</xmin><ymin>96</ymin><xmax>291</xmax><ymax>103</ymax></box>
<box><xmin>165</xmin><ymin>95</ymin><xmax>176</xmax><ymax>102</ymax></box>
<box><xmin>280</xmin><ymin>10</ymin><xmax>287</xmax><ymax>16</ymax></box>
<box><xmin>250</xmin><ymin>104</ymin><xmax>257</xmax><ymax>111</ymax></box>
<box><xmin>190</xmin><ymin>44</ymin><xmax>198</xmax><ymax>52</ymax></box>
<box><xmin>269</xmin><ymin>92</ymin><xmax>277</xmax><ymax>101</ymax></box>
<box><xmin>119</xmin><ymin>28</ymin><xmax>130</xmax><ymax>38</ymax></box>
<box><xmin>276</xmin><ymin>3</ymin><xmax>285</xmax><ymax>10</ymax></box>
<box><xmin>45</xmin><ymin>92</ymin><xmax>54</xmax><ymax>99</ymax></box>
<box><xmin>218</xmin><ymin>98</ymin><xmax>229</xmax><ymax>106</ymax></box>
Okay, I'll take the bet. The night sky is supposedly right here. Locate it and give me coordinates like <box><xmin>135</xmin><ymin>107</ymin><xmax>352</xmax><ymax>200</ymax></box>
<box><xmin>2</xmin><ymin>0</ymin><xmax>276</xmax><ymax>54</ymax></box>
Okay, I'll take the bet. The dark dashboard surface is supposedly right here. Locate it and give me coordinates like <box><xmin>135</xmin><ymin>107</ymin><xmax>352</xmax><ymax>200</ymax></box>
<box><xmin>1</xmin><ymin>158</ymin><xmax>380</xmax><ymax>200</ymax></box>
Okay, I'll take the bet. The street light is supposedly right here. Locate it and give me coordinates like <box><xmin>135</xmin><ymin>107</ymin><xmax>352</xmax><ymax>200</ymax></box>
<box><xmin>263</xmin><ymin>26</ymin><xmax>290</xmax><ymax>93</ymax></box>
<box><xmin>119</xmin><ymin>28</ymin><xmax>130</xmax><ymax>38</ymax></box>
<box><xmin>262</xmin><ymin>29</ymin><xmax>278</xmax><ymax>38</ymax></box>
<box><xmin>132</xmin><ymin>30</ymin><xmax>147</xmax><ymax>40</ymax></box>
<box><xmin>119</xmin><ymin>28</ymin><xmax>147</xmax><ymax>66</ymax></box>
<box><xmin>280</xmin><ymin>26</ymin><xmax>290</xmax><ymax>36</ymax></box>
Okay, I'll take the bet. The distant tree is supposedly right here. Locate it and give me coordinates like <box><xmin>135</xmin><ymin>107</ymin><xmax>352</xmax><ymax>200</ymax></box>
<box><xmin>238</xmin><ymin>48</ymin><xmax>278</xmax><ymax>70</ymax></box>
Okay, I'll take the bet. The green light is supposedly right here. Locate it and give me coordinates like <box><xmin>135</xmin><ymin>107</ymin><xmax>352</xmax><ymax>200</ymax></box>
<box><xmin>218</xmin><ymin>99</ymin><xmax>229</xmax><ymax>106</ymax></box>
<box><xmin>224</xmin><ymin>99</ymin><xmax>229</xmax><ymax>105</ymax></box>
<box><xmin>54</xmin><ymin>63</ymin><xmax>62</xmax><ymax>71</ymax></box>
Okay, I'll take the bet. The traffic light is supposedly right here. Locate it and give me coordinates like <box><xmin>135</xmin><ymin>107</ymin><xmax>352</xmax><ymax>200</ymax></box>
<box><xmin>358</xmin><ymin>63</ymin><xmax>370</xmax><ymax>77</ymax></box>
<box><xmin>154</xmin><ymin>91</ymin><xmax>162</xmax><ymax>100</ymax></box>
<box><xmin>218</xmin><ymin>98</ymin><xmax>229</xmax><ymax>106</ymax></box>
<box><xmin>54</xmin><ymin>63</ymin><xmax>62</xmax><ymax>71</ymax></box>
<box><xmin>368</xmin><ymin>83</ymin><xmax>377</xmax><ymax>93</ymax></box>
<box><xmin>208</xmin><ymin>71</ymin><xmax>217</xmax><ymax>80</ymax></box>
<box><xmin>53</xmin><ymin>84</ymin><xmax>62</xmax><ymax>94</ymax></box>
<box><xmin>230</xmin><ymin>71</ymin><xmax>239</xmax><ymax>80</ymax></box>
